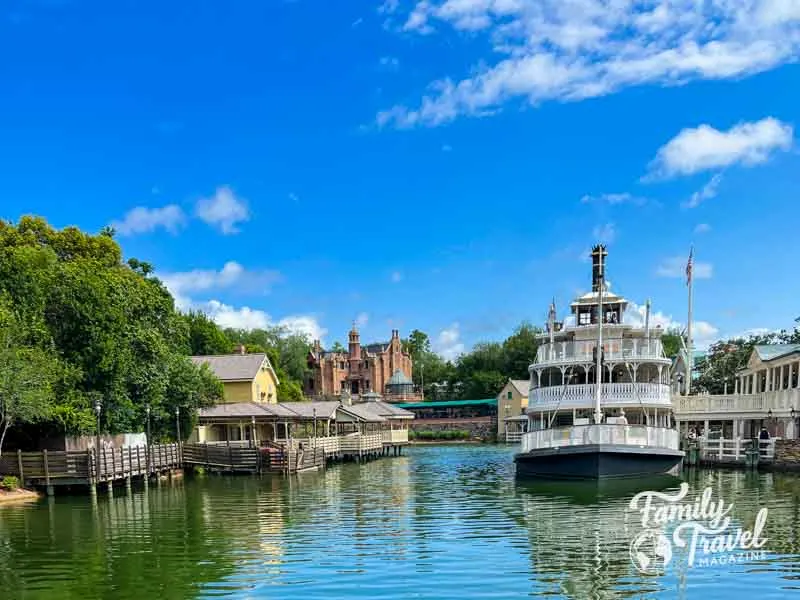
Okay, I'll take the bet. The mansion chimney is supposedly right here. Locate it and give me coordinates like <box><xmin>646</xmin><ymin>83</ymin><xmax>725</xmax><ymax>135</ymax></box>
<box><xmin>348</xmin><ymin>322</ymin><xmax>361</xmax><ymax>360</ymax></box>
<box><xmin>591</xmin><ymin>244</ymin><xmax>608</xmax><ymax>292</ymax></box>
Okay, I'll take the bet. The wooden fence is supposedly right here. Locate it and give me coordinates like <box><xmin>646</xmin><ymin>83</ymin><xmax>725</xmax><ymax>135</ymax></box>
<box><xmin>0</xmin><ymin>444</ymin><xmax>182</xmax><ymax>488</ymax></box>
<box><xmin>182</xmin><ymin>442</ymin><xmax>325</xmax><ymax>474</ymax></box>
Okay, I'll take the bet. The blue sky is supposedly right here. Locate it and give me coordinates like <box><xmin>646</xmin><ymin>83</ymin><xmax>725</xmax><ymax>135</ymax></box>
<box><xmin>2</xmin><ymin>0</ymin><xmax>799</xmax><ymax>358</ymax></box>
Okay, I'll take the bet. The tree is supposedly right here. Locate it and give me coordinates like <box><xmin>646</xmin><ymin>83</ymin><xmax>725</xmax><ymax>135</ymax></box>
<box><xmin>502</xmin><ymin>321</ymin><xmax>541</xmax><ymax>380</ymax></box>
<box><xmin>660</xmin><ymin>328</ymin><xmax>683</xmax><ymax>359</ymax></box>
<box><xmin>694</xmin><ymin>333</ymin><xmax>780</xmax><ymax>394</ymax></box>
<box><xmin>0</xmin><ymin>303</ymin><xmax>56</xmax><ymax>456</ymax></box>
<box><xmin>329</xmin><ymin>341</ymin><xmax>346</xmax><ymax>353</ymax></box>
<box><xmin>184</xmin><ymin>311</ymin><xmax>234</xmax><ymax>356</ymax></box>
<box><xmin>0</xmin><ymin>217</ymin><xmax>223</xmax><ymax>444</ymax></box>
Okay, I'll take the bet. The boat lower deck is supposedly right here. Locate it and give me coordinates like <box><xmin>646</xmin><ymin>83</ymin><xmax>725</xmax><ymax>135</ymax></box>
<box><xmin>514</xmin><ymin>444</ymin><xmax>684</xmax><ymax>480</ymax></box>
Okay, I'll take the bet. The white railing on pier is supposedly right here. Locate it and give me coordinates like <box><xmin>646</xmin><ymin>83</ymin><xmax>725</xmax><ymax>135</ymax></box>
<box><xmin>340</xmin><ymin>433</ymin><xmax>383</xmax><ymax>453</ymax></box>
<box><xmin>505</xmin><ymin>431</ymin><xmax>524</xmax><ymax>443</ymax></box>
<box><xmin>519</xmin><ymin>425</ymin><xmax>679</xmax><ymax>453</ymax></box>
<box><xmin>382</xmin><ymin>429</ymin><xmax>409</xmax><ymax>444</ymax></box>
<box><xmin>699</xmin><ymin>437</ymin><xmax>776</xmax><ymax>461</ymax></box>
<box><xmin>675</xmin><ymin>390</ymin><xmax>800</xmax><ymax>417</ymax></box>
<box><xmin>530</xmin><ymin>383</ymin><xmax>672</xmax><ymax>409</ymax></box>
<box><xmin>278</xmin><ymin>436</ymin><xmax>341</xmax><ymax>454</ymax></box>
<box><xmin>535</xmin><ymin>339</ymin><xmax>666</xmax><ymax>366</ymax></box>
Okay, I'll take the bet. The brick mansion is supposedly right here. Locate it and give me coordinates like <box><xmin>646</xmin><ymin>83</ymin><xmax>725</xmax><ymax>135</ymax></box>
<box><xmin>305</xmin><ymin>325</ymin><xmax>421</xmax><ymax>403</ymax></box>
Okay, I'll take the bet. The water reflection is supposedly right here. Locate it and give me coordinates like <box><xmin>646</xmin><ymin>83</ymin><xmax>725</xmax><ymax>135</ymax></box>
<box><xmin>1</xmin><ymin>447</ymin><xmax>800</xmax><ymax>599</ymax></box>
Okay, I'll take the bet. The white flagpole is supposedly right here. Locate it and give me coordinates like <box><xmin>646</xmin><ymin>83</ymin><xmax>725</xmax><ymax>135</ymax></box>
<box><xmin>686</xmin><ymin>247</ymin><xmax>694</xmax><ymax>396</ymax></box>
<box><xmin>595</xmin><ymin>276</ymin><xmax>604</xmax><ymax>424</ymax></box>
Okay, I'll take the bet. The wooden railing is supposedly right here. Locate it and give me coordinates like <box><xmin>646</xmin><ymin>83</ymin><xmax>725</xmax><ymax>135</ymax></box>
<box><xmin>382</xmin><ymin>429</ymin><xmax>409</xmax><ymax>444</ymax></box>
<box><xmin>340</xmin><ymin>433</ymin><xmax>383</xmax><ymax>453</ymax></box>
<box><xmin>182</xmin><ymin>443</ymin><xmax>260</xmax><ymax>472</ymax></box>
<box><xmin>0</xmin><ymin>444</ymin><xmax>181</xmax><ymax>487</ymax></box>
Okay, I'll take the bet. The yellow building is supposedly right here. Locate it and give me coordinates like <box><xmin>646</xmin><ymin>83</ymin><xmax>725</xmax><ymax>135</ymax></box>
<box><xmin>191</xmin><ymin>350</ymin><xmax>280</xmax><ymax>404</ymax></box>
<box><xmin>497</xmin><ymin>379</ymin><xmax>529</xmax><ymax>441</ymax></box>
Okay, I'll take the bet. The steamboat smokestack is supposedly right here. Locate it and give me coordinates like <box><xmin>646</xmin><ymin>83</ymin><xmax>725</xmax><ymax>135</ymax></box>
<box><xmin>590</xmin><ymin>244</ymin><xmax>607</xmax><ymax>293</ymax></box>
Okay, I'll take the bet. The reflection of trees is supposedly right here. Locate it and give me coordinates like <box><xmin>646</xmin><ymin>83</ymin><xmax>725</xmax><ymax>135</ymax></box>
<box><xmin>0</xmin><ymin>480</ymin><xmax>244</xmax><ymax>599</ymax></box>
<box><xmin>511</xmin><ymin>477</ymin><xmax>679</xmax><ymax>599</ymax></box>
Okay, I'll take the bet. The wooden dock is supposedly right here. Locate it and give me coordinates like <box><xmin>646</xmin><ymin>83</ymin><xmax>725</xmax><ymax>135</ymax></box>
<box><xmin>0</xmin><ymin>444</ymin><xmax>182</xmax><ymax>495</ymax></box>
<box><xmin>0</xmin><ymin>430</ymin><xmax>408</xmax><ymax>497</ymax></box>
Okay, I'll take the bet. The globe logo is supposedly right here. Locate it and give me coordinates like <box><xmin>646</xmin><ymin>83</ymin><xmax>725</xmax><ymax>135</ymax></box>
<box><xmin>629</xmin><ymin>529</ymin><xmax>673</xmax><ymax>574</ymax></box>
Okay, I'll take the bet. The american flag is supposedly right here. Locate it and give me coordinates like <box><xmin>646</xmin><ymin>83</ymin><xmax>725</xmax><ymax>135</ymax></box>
<box><xmin>686</xmin><ymin>247</ymin><xmax>693</xmax><ymax>287</ymax></box>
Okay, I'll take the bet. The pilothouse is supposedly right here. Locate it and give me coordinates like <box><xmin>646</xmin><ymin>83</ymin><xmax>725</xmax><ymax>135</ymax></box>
<box><xmin>514</xmin><ymin>245</ymin><xmax>684</xmax><ymax>479</ymax></box>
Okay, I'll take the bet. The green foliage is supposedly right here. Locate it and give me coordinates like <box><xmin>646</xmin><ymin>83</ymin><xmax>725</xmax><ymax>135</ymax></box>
<box><xmin>183</xmin><ymin>311</ymin><xmax>233</xmax><ymax>356</ymax></box>
<box><xmin>0</xmin><ymin>217</ymin><xmax>224</xmax><ymax>451</ymax></box>
<box><xmin>1</xmin><ymin>475</ymin><xmax>20</xmax><ymax>490</ymax></box>
<box><xmin>329</xmin><ymin>341</ymin><xmax>346</xmax><ymax>353</ymax></box>
<box><xmin>661</xmin><ymin>329</ymin><xmax>683</xmax><ymax>359</ymax></box>
<box><xmin>694</xmin><ymin>331</ymin><xmax>793</xmax><ymax>394</ymax></box>
<box><xmin>409</xmin><ymin>429</ymin><xmax>471</xmax><ymax>440</ymax></box>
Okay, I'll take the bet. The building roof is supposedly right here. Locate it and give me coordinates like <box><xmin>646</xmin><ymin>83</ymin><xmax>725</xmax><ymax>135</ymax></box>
<box><xmin>510</xmin><ymin>379</ymin><xmax>529</xmax><ymax>395</ymax></box>
<box><xmin>754</xmin><ymin>344</ymin><xmax>800</xmax><ymax>362</ymax></box>
<box><xmin>280</xmin><ymin>401</ymin><xmax>341</xmax><ymax>419</ymax></box>
<box><xmin>395</xmin><ymin>399</ymin><xmax>497</xmax><ymax>409</ymax></box>
<box><xmin>387</xmin><ymin>369</ymin><xmax>413</xmax><ymax>386</ymax></box>
<box><xmin>358</xmin><ymin>400</ymin><xmax>415</xmax><ymax>419</ymax></box>
<box><xmin>198</xmin><ymin>402</ymin><xmax>296</xmax><ymax>419</ymax></box>
<box><xmin>339</xmin><ymin>404</ymin><xmax>386</xmax><ymax>423</ymax></box>
<box><xmin>191</xmin><ymin>353</ymin><xmax>278</xmax><ymax>383</ymax></box>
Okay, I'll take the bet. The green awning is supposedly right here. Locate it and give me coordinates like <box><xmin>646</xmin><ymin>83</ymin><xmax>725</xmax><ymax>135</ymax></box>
<box><xmin>394</xmin><ymin>399</ymin><xmax>497</xmax><ymax>409</ymax></box>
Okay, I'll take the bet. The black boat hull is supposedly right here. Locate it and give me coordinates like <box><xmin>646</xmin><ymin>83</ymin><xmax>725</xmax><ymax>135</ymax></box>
<box><xmin>514</xmin><ymin>444</ymin><xmax>684</xmax><ymax>480</ymax></box>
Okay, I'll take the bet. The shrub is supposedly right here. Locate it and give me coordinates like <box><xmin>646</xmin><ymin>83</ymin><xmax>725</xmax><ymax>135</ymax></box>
<box><xmin>409</xmin><ymin>429</ymin><xmax>471</xmax><ymax>441</ymax></box>
<box><xmin>1</xmin><ymin>476</ymin><xmax>20</xmax><ymax>491</ymax></box>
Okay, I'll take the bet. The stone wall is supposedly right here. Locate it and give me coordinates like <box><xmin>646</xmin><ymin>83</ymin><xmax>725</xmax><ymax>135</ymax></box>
<box><xmin>409</xmin><ymin>419</ymin><xmax>496</xmax><ymax>441</ymax></box>
<box><xmin>773</xmin><ymin>439</ymin><xmax>800</xmax><ymax>468</ymax></box>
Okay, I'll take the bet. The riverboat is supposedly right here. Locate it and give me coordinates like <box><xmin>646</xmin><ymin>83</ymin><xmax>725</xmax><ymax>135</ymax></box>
<box><xmin>514</xmin><ymin>245</ymin><xmax>684</xmax><ymax>479</ymax></box>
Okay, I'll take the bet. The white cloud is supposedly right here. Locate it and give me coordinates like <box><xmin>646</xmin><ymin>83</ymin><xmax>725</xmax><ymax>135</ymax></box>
<box><xmin>195</xmin><ymin>186</ymin><xmax>250</xmax><ymax>234</ymax></box>
<box><xmin>355</xmin><ymin>312</ymin><xmax>369</xmax><ymax>327</ymax></box>
<box><xmin>380</xmin><ymin>56</ymin><xmax>400</xmax><ymax>69</ymax></box>
<box><xmin>434</xmin><ymin>322</ymin><xmax>465</xmax><ymax>361</ymax></box>
<box><xmin>694</xmin><ymin>223</ymin><xmax>711</xmax><ymax>234</ymax></box>
<box><xmin>199</xmin><ymin>300</ymin><xmax>327</xmax><ymax>340</ymax></box>
<box><xmin>391</xmin><ymin>271</ymin><xmax>403</xmax><ymax>283</ymax></box>
<box><xmin>160</xmin><ymin>262</ymin><xmax>282</xmax><ymax>303</ymax></box>
<box><xmin>683</xmin><ymin>173</ymin><xmax>723</xmax><ymax>209</ymax></box>
<box><xmin>592</xmin><ymin>222</ymin><xmax>616</xmax><ymax>244</ymax></box>
<box><xmin>378</xmin><ymin>3</ymin><xmax>800</xmax><ymax>128</ymax></box>
<box><xmin>656</xmin><ymin>255</ymin><xmax>712</xmax><ymax>279</ymax></box>
<box><xmin>649</xmin><ymin>118</ymin><xmax>793</xmax><ymax>178</ymax></box>
<box><xmin>624</xmin><ymin>300</ymin><xmax>719</xmax><ymax>350</ymax></box>
<box><xmin>111</xmin><ymin>205</ymin><xmax>186</xmax><ymax>236</ymax></box>
<box><xmin>580</xmin><ymin>192</ymin><xmax>649</xmax><ymax>206</ymax></box>
<box><xmin>275</xmin><ymin>315</ymin><xmax>328</xmax><ymax>341</ymax></box>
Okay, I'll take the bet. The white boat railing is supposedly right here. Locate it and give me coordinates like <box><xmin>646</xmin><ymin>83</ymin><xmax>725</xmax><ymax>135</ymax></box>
<box><xmin>530</xmin><ymin>383</ymin><xmax>672</xmax><ymax>408</ymax></box>
<box><xmin>519</xmin><ymin>425</ymin><xmax>680</xmax><ymax>453</ymax></box>
<box><xmin>535</xmin><ymin>339</ymin><xmax>666</xmax><ymax>365</ymax></box>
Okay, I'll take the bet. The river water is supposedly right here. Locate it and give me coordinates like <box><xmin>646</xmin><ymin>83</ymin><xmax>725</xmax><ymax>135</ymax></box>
<box><xmin>1</xmin><ymin>445</ymin><xmax>799</xmax><ymax>599</ymax></box>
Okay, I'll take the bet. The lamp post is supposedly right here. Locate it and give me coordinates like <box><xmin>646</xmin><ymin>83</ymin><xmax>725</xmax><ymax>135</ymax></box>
<box><xmin>145</xmin><ymin>404</ymin><xmax>151</xmax><ymax>473</ymax></box>
<box><xmin>251</xmin><ymin>415</ymin><xmax>256</xmax><ymax>448</ymax></box>
<box><xmin>94</xmin><ymin>399</ymin><xmax>102</xmax><ymax>479</ymax></box>
<box><xmin>175</xmin><ymin>406</ymin><xmax>181</xmax><ymax>464</ymax></box>
<box><xmin>313</xmin><ymin>407</ymin><xmax>317</xmax><ymax>446</ymax></box>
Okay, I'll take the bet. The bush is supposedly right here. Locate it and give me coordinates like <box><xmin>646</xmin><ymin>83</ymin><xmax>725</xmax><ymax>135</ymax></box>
<box><xmin>409</xmin><ymin>429</ymin><xmax>471</xmax><ymax>441</ymax></box>
<box><xmin>1</xmin><ymin>476</ymin><xmax>20</xmax><ymax>491</ymax></box>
